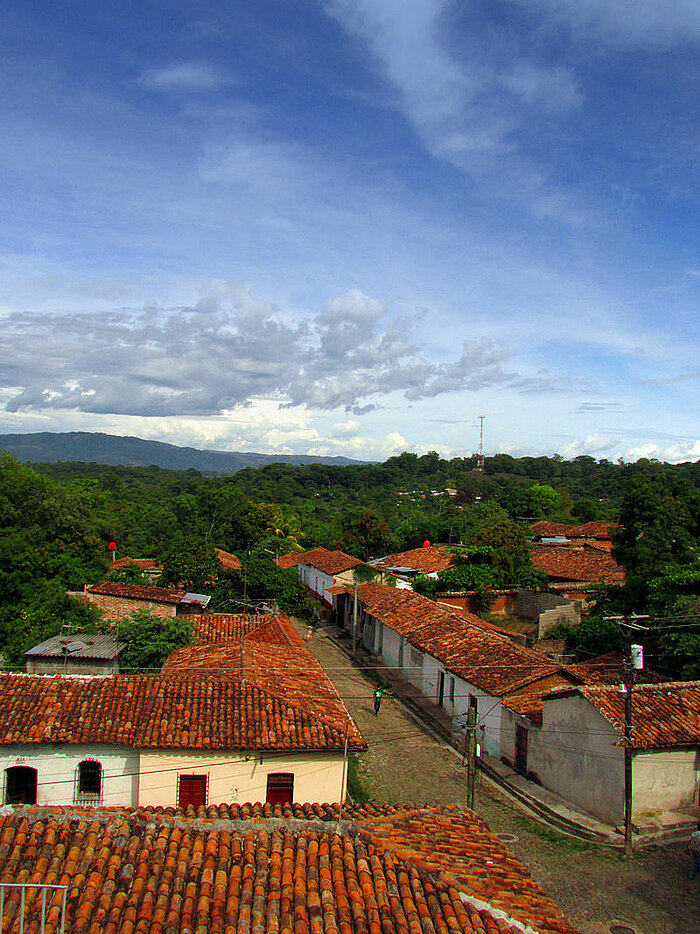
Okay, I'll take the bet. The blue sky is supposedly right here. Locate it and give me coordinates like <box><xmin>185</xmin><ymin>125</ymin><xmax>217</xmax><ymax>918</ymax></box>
<box><xmin>0</xmin><ymin>0</ymin><xmax>698</xmax><ymax>462</ymax></box>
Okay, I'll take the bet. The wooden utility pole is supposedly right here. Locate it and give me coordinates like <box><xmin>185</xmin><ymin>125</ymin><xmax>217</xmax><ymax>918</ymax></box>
<box><xmin>466</xmin><ymin>706</ymin><xmax>477</xmax><ymax>810</ymax></box>
<box><xmin>607</xmin><ymin>615</ymin><xmax>649</xmax><ymax>858</ymax></box>
<box><xmin>352</xmin><ymin>581</ymin><xmax>358</xmax><ymax>654</ymax></box>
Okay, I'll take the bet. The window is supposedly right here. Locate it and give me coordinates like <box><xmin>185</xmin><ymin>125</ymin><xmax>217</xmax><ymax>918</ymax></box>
<box><xmin>76</xmin><ymin>760</ymin><xmax>102</xmax><ymax>802</ymax></box>
<box><xmin>5</xmin><ymin>766</ymin><xmax>37</xmax><ymax>805</ymax></box>
<box><xmin>449</xmin><ymin>677</ymin><xmax>455</xmax><ymax>704</ymax></box>
<box><xmin>178</xmin><ymin>774</ymin><xmax>208</xmax><ymax>808</ymax></box>
<box><xmin>266</xmin><ymin>773</ymin><xmax>294</xmax><ymax>805</ymax></box>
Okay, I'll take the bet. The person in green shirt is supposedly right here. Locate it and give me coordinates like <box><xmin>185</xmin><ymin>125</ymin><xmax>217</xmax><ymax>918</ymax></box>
<box><xmin>373</xmin><ymin>686</ymin><xmax>383</xmax><ymax>716</ymax></box>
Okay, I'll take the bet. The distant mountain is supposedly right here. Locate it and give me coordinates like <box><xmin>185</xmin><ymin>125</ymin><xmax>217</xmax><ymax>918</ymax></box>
<box><xmin>0</xmin><ymin>432</ymin><xmax>368</xmax><ymax>475</ymax></box>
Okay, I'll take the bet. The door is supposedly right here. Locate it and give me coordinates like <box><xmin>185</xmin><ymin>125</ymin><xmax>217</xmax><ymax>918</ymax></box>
<box><xmin>178</xmin><ymin>774</ymin><xmax>207</xmax><ymax>808</ymax></box>
<box><xmin>266</xmin><ymin>773</ymin><xmax>294</xmax><ymax>805</ymax></box>
<box><xmin>5</xmin><ymin>766</ymin><xmax>37</xmax><ymax>805</ymax></box>
<box><xmin>515</xmin><ymin>725</ymin><xmax>528</xmax><ymax>774</ymax></box>
<box><xmin>438</xmin><ymin>671</ymin><xmax>445</xmax><ymax>707</ymax></box>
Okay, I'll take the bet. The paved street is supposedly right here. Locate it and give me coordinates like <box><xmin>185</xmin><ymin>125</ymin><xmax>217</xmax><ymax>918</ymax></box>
<box><xmin>300</xmin><ymin>621</ymin><xmax>698</xmax><ymax>934</ymax></box>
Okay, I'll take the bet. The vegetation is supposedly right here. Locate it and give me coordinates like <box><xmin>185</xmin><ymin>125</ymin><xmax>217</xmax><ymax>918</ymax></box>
<box><xmin>1</xmin><ymin>447</ymin><xmax>698</xmax><ymax>677</ymax></box>
<box><xmin>117</xmin><ymin>610</ymin><xmax>194</xmax><ymax>672</ymax></box>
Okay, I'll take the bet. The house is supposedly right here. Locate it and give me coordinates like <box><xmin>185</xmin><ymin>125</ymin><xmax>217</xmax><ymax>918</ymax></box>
<box><xmin>213</xmin><ymin>547</ymin><xmax>241</xmax><ymax>571</ymax></box>
<box><xmin>275</xmin><ymin>551</ymin><xmax>305</xmax><ymax>569</ymax></box>
<box><xmin>333</xmin><ymin>582</ymin><xmax>577</xmax><ymax>757</ymax></box>
<box><xmin>24</xmin><ymin>632</ymin><xmax>124</xmax><ymax>675</ymax></box>
<box><xmin>0</xmin><ymin>803</ymin><xmax>577</xmax><ymax>934</ymax></box>
<box><xmin>502</xmin><ymin>681</ymin><xmax>700</xmax><ymax>826</ymax></box>
<box><xmin>530</xmin><ymin>520</ymin><xmax>617</xmax><ymax>553</ymax></box>
<box><xmin>110</xmin><ymin>555</ymin><xmax>163</xmax><ymax>578</ymax></box>
<box><xmin>369</xmin><ymin>544</ymin><xmax>458</xmax><ymax>588</ymax></box>
<box><xmin>295</xmin><ymin>546</ymin><xmax>365</xmax><ymax>607</ymax></box>
<box><xmin>529</xmin><ymin>543</ymin><xmax>625</xmax><ymax>609</ymax></box>
<box><xmin>78</xmin><ymin>580</ymin><xmax>211</xmax><ymax>622</ymax></box>
<box><xmin>0</xmin><ymin>613</ymin><xmax>364</xmax><ymax>809</ymax></box>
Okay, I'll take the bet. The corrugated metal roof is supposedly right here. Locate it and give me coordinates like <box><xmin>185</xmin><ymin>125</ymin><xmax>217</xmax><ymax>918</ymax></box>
<box><xmin>25</xmin><ymin>633</ymin><xmax>124</xmax><ymax>660</ymax></box>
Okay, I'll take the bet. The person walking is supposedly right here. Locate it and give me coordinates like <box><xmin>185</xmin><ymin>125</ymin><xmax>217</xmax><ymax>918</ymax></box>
<box><xmin>687</xmin><ymin>823</ymin><xmax>700</xmax><ymax>879</ymax></box>
<box><xmin>373</xmin><ymin>686</ymin><xmax>383</xmax><ymax>716</ymax></box>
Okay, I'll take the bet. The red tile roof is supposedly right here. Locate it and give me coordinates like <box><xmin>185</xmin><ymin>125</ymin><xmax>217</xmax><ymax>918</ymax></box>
<box><xmin>298</xmin><ymin>546</ymin><xmax>364</xmax><ymax>575</ymax></box>
<box><xmin>372</xmin><ymin>545</ymin><xmax>457</xmax><ymax>574</ymax></box>
<box><xmin>530</xmin><ymin>521</ymin><xmax>616</xmax><ymax>540</ymax></box>
<box><xmin>191</xmin><ymin>613</ymin><xmax>267</xmax><ymax>643</ymax></box>
<box><xmin>0</xmin><ymin>805</ymin><xmax>577</xmax><ymax>934</ymax></box>
<box><xmin>529</xmin><ymin>544</ymin><xmax>625</xmax><ymax>584</ymax></box>
<box><xmin>86</xmin><ymin>580</ymin><xmax>187</xmax><ymax>604</ymax></box>
<box><xmin>276</xmin><ymin>551</ymin><xmax>305</xmax><ymax>568</ymax></box>
<box><xmin>214</xmin><ymin>547</ymin><xmax>241</xmax><ymax>571</ymax></box>
<box><xmin>0</xmin><ymin>672</ymin><xmax>362</xmax><ymax>751</ymax></box>
<box><xmin>163</xmin><ymin>613</ymin><xmax>364</xmax><ymax>747</ymax></box>
<box><xmin>578</xmin><ymin>681</ymin><xmax>700</xmax><ymax>749</ymax></box>
<box><xmin>110</xmin><ymin>556</ymin><xmax>162</xmax><ymax>572</ymax></box>
<box><xmin>353</xmin><ymin>584</ymin><xmax>573</xmax><ymax>700</ymax></box>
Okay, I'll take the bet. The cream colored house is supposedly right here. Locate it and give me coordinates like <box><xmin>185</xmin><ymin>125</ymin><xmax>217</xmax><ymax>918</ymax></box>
<box><xmin>0</xmin><ymin>621</ymin><xmax>364</xmax><ymax>809</ymax></box>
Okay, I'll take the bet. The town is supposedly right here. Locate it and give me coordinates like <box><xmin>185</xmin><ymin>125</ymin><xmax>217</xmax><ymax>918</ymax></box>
<box><xmin>0</xmin><ymin>447</ymin><xmax>698</xmax><ymax>933</ymax></box>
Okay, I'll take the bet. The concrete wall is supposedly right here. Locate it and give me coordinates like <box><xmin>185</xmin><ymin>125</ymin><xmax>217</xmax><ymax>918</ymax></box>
<box><xmin>0</xmin><ymin>744</ymin><xmax>139</xmax><ymax>806</ymax></box>
<box><xmin>26</xmin><ymin>657</ymin><xmax>119</xmax><ymax>675</ymax></box>
<box><xmin>138</xmin><ymin>749</ymin><xmax>347</xmax><ymax>807</ymax></box>
<box><xmin>528</xmin><ymin>693</ymin><xmax>625</xmax><ymax>825</ymax></box>
<box><xmin>633</xmin><ymin>748</ymin><xmax>700</xmax><ymax>818</ymax></box>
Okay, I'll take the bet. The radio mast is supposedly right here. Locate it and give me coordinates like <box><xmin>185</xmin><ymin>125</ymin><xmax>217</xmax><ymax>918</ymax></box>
<box><xmin>476</xmin><ymin>415</ymin><xmax>485</xmax><ymax>473</ymax></box>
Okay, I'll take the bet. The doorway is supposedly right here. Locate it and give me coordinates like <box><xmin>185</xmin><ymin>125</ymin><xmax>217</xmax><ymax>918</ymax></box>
<box><xmin>515</xmin><ymin>725</ymin><xmax>528</xmax><ymax>774</ymax></box>
<box><xmin>438</xmin><ymin>671</ymin><xmax>445</xmax><ymax>707</ymax></box>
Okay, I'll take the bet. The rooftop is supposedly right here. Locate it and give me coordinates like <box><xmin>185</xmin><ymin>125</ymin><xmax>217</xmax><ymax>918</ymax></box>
<box><xmin>297</xmin><ymin>546</ymin><xmax>365</xmax><ymax>575</ymax></box>
<box><xmin>0</xmin><ymin>670</ymin><xmax>363</xmax><ymax>752</ymax></box>
<box><xmin>371</xmin><ymin>545</ymin><xmax>457</xmax><ymax>575</ymax></box>
<box><xmin>578</xmin><ymin>680</ymin><xmax>700</xmax><ymax>749</ymax></box>
<box><xmin>214</xmin><ymin>547</ymin><xmax>241</xmax><ymax>571</ymax></box>
<box><xmin>0</xmin><ymin>804</ymin><xmax>577</xmax><ymax>934</ymax></box>
<box><xmin>85</xmin><ymin>580</ymin><xmax>195</xmax><ymax>605</ymax></box>
<box><xmin>24</xmin><ymin>633</ymin><xmax>123</xmax><ymax>661</ymax></box>
<box><xmin>529</xmin><ymin>545</ymin><xmax>625</xmax><ymax>584</ymax></box>
<box><xmin>530</xmin><ymin>521</ymin><xmax>616</xmax><ymax>540</ymax></box>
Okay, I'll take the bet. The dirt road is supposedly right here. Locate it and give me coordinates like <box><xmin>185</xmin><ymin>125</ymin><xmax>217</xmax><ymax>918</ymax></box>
<box><xmin>302</xmin><ymin>622</ymin><xmax>699</xmax><ymax>934</ymax></box>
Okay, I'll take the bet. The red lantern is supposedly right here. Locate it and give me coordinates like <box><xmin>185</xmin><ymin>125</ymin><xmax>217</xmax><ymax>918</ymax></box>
<box><xmin>423</xmin><ymin>540</ymin><xmax>431</xmax><ymax>548</ymax></box>
<box><xmin>108</xmin><ymin>541</ymin><xmax>117</xmax><ymax>551</ymax></box>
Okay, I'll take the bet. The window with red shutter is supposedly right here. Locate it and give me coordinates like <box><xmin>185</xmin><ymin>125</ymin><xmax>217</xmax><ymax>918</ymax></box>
<box><xmin>177</xmin><ymin>774</ymin><xmax>207</xmax><ymax>808</ymax></box>
<box><xmin>266</xmin><ymin>773</ymin><xmax>294</xmax><ymax>805</ymax></box>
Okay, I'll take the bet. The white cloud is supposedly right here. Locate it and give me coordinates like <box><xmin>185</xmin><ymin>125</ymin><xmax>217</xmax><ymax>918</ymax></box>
<box><xmin>138</xmin><ymin>62</ymin><xmax>228</xmax><ymax>93</ymax></box>
<box><xmin>514</xmin><ymin>0</ymin><xmax>700</xmax><ymax>48</ymax></box>
<box><xmin>559</xmin><ymin>433</ymin><xmax>619</xmax><ymax>459</ymax></box>
<box><xmin>622</xmin><ymin>440</ymin><xmax>700</xmax><ymax>463</ymax></box>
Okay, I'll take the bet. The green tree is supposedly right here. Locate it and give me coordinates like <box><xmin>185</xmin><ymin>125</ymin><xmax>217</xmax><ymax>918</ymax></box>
<box><xmin>156</xmin><ymin>536</ymin><xmax>219</xmax><ymax>591</ymax></box>
<box><xmin>117</xmin><ymin>610</ymin><xmax>194</xmax><ymax>672</ymax></box>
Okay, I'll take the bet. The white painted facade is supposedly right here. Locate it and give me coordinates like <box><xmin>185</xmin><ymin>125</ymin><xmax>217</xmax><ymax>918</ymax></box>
<box><xmin>139</xmin><ymin>749</ymin><xmax>347</xmax><ymax>807</ymax></box>
<box><xmin>0</xmin><ymin>745</ymin><xmax>347</xmax><ymax>809</ymax></box>
<box><xmin>364</xmin><ymin>618</ymin><xmax>502</xmax><ymax>757</ymax></box>
<box><xmin>0</xmin><ymin>744</ymin><xmax>139</xmax><ymax>806</ymax></box>
<box><xmin>298</xmin><ymin>563</ymin><xmax>334</xmax><ymax>605</ymax></box>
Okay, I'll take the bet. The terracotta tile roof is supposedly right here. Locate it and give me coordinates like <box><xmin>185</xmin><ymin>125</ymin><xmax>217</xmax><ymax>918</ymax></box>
<box><xmin>578</xmin><ymin>681</ymin><xmax>700</xmax><ymax>749</ymax></box>
<box><xmin>530</xmin><ymin>521</ymin><xmax>616</xmax><ymax>540</ymax></box>
<box><xmin>0</xmin><ymin>805</ymin><xmax>577</xmax><ymax>934</ymax></box>
<box><xmin>529</xmin><ymin>545</ymin><xmax>625</xmax><ymax>584</ymax></box>
<box><xmin>354</xmin><ymin>584</ymin><xmax>571</xmax><ymax>699</ymax></box>
<box><xmin>372</xmin><ymin>545</ymin><xmax>457</xmax><ymax>574</ymax></box>
<box><xmin>298</xmin><ymin>546</ymin><xmax>364</xmax><ymax>575</ymax></box>
<box><xmin>0</xmin><ymin>672</ymin><xmax>362</xmax><ymax>751</ymax></box>
<box><xmin>164</xmin><ymin>614</ymin><xmax>363</xmax><ymax>747</ymax></box>
<box><xmin>276</xmin><ymin>551</ymin><xmax>305</xmax><ymax>568</ymax></box>
<box><xmin>86</xmin><ymin>580</ymin><xmax>188</xmax><ymax>604</ymax></box>
<box><xmin>565</xmin><ymin>653</ymin><xmax>667</xmax><ymax>686</ymax></box>
<box><xmin>110</xmin><ymin>556</ymin><xmax>163</xmax><ymax>572</ymax></box>
<box><xmin>191</xmin><ymin>613</ymin><xmax>268</xmax><ymax>643</ymax></box>
<box><xmin>213</xmin><ymin>547</ymin><xmax>241</xmax><ymax>571</ymax></box>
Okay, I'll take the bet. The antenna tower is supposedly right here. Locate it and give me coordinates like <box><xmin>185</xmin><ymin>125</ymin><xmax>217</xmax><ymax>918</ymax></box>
<box><xmin>476</xmin><ymin>415</ymin><xmax>485</xmax><ymax>473</ymax></box>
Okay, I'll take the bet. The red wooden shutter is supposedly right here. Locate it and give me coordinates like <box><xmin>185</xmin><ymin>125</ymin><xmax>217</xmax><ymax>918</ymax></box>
<box><xmin>266</xmin><ymin>773</ymin><xmax>294</xmax><ymax>805</ymax></box>
<box><xmin>178</xmin><ymin>774</ymin><xmax>207</xmax><ymax>808</ymax></box>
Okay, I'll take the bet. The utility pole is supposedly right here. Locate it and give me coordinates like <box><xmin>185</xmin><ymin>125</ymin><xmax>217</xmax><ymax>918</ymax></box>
<box><xmin>352</xmin><ymin>581</ymin><xmax>358</xmax><ymax>654</ymax></box>
<box><xmin>466</xmin><ymin>706</ymin><xmax>477</xmax><ymax>810</ymax></box>
<box><xmin>607</xmin><ymin>615</ymin><xmax>649</xmax><ymax>857</ymax></box>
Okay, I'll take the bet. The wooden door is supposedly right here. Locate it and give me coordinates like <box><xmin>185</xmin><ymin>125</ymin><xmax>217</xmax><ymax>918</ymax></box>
<box><xmin>515</xmin><ymin>725</ymin><xmax>528</xmax><ymax>774</ymax></box>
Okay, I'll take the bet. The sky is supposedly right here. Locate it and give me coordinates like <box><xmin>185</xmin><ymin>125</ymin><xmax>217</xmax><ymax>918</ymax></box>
<box><xmin>0</xmin><ymin>1</ymin><xmax>698</xmax><ymax>464</ymax></box>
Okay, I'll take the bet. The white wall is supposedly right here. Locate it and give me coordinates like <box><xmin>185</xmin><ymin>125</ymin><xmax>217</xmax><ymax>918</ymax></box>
<box><xmin>633</xmin><ymin>748</ymin><xmax>700</xmax><ymax>817</ymax></box>
<box><xmin>0</xmin><ymin>744</ymin><xmax>139</xmax><ymax>806</ymax></box>
<box><xmin>138</xmin><ymin>749</ymin><xmax>347</xmax><ymax>807</ymax></box>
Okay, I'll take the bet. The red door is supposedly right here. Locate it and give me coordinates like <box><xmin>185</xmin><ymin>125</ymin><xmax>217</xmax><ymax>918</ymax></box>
<box><xmin>178</xmin><ymin>774</ymin><xmax>207</xmax><ymax>808</ymax></box>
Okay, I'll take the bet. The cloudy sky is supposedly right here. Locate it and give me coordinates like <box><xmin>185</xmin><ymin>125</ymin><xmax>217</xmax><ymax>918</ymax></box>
<box><xmin>1</xmin><ymin>1</ymin><xmax>698</xmax><ymax>463</ymax></box>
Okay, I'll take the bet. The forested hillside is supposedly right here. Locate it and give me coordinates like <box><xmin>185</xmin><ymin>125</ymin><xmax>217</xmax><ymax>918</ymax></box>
<box><xmin>1</xmin><ymin>449</ymin><xmax>698</xmax><ymax>675</ymax></box>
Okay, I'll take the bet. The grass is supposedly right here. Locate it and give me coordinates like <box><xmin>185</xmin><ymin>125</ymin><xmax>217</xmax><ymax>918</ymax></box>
<box><xmin>347</xmin><ymin>752</ymin><xmax>371</xmax><ymax>806</ymax></box>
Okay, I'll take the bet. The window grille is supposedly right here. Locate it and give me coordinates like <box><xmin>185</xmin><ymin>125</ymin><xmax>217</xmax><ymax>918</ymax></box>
<box><xmin>0</xmin><ymin>883</ymin><xmax>67</xmax><ymax>934</ymax></box>
<box><xmin>75</xmin><ymin>760</ymin><xmax>102</xmax><ymax>804</ymax></box>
